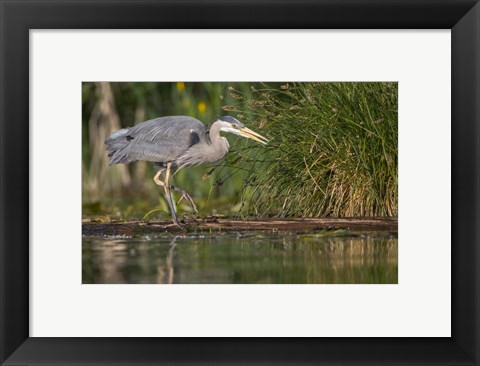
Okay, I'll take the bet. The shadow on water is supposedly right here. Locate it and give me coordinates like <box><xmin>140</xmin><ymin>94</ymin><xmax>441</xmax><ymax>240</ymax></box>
<box><xmin>82</xmin><ymin>232</ymin><xmax>397</xmax><ymax>284</ymax></box>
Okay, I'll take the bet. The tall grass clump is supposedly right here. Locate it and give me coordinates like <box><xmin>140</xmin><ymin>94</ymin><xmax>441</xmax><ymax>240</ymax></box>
<box><xmin>226</xmin><ymin>82</ymin><xmax>398</xmax><ymax>217</ymax></box>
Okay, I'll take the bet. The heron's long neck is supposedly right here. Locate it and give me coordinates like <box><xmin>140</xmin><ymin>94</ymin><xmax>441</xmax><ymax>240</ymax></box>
<box><xmin>206</xmin><ymin>121</ymin><xmax>230</xmax><ymax>161</ymax></box>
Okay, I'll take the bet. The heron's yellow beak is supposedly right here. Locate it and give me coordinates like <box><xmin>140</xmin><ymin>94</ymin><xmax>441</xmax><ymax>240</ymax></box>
<box><xmin>238</xmin><ymin>127</ymin><xmax>268</xmax><ymax>145</ymax></box>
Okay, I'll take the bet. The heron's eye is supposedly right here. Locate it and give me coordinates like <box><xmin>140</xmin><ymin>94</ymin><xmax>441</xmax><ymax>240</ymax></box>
<box><xmin>232</xmin><ymin>123</ymin><xmax>237</xmax><ymax>128</ymax></box>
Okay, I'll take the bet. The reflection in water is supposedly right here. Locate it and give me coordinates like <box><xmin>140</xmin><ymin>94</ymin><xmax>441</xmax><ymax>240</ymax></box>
<box><xmin>157</xmin><ymin>237</ymin><xmax>177</xmax><ymax>284</ymax></box>
<box><xmin>82</xmin><ymin>233</ymin><xmax>398</xmax><ymax>284</ymax></box>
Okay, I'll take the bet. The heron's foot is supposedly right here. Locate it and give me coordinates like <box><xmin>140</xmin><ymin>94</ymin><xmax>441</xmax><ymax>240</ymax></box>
<box><xmin>170</xmin><ymin>219</ymin><xmax>183</xmax><ymax>229</ymax></box>
<box><xmin>169</xmin><ymin>213</ymin><xmax>182</xmax><ymax>228</ymax></box>
<box><xmin>168</xmin><ymin>218</ymin><xmax>193</xmax><ymax>231</ymax></box>
<box><xmin>172</xmin><ymin>185</ymin><xmax>199</xmax><ymax>214</ymax></box>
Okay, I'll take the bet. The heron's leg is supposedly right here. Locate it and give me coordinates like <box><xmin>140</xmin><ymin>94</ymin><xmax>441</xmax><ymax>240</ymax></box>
<box><xmin>171</xmin><ymin>184</ymin><xmax>198</xmax><ymax>214</ymax></box>
<box><xmin>153</xmin><ymin>166</ymin><xmax>180</xmax><ymax>226</ymax></box>
<box><xmin>154</xmin><ymin>170</ymin><xmax>198</xmax><ymax>214</ymax></box>
<box><xmin>153</xmin><ymin>169</ymin><xmax>165</xmax><ymax>187</ymax></box>
<box><xmin>164</xmin><ymin>162</ymin><xmax>181</xmax><ymax>227</ymax></box>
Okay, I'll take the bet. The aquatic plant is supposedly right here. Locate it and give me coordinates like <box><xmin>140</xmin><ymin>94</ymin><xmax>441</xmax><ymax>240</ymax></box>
<box><xmin>224</xmin><ymin>82</ymin><xmax>398</xmax><ymax>217</ymax></box>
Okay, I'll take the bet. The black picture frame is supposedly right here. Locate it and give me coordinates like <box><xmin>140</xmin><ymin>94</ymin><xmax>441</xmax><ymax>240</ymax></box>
<box><xmin>1</xmin><ymin>1</ymin><xmax>479</xmax><ymax>365</ymax></box>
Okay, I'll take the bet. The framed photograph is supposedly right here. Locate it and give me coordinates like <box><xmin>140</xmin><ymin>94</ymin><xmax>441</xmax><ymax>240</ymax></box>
<box><xmin>1</xmin><ymin>0</ymin><xmax>479</xmax><ymax>365</ymax></box>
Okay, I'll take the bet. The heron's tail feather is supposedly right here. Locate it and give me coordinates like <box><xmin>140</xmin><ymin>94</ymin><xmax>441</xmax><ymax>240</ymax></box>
<box><xmin>105</xmin><ymin>128</ymin><xmax>132</xmax><ymax>165</ymax></box>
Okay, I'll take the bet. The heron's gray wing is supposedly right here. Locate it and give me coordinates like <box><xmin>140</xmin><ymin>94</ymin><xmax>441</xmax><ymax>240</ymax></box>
<box><xmin>109</xmin><ymin>116</ymin><xmax>207</xmax><ymax>164</ymax></box>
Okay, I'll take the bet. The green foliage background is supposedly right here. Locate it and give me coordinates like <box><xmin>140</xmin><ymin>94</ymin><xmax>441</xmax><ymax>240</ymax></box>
<box><xmin>82</xmin><ymin>82</ymin><xmax>397</xmax><ymax>220</ymax></box>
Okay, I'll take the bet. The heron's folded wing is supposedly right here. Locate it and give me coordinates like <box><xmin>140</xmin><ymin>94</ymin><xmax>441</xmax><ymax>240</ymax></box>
<box><xmin>121</xmin><ymin>116</ymin><xmax>206</xmax><ymax>164</ymax></box>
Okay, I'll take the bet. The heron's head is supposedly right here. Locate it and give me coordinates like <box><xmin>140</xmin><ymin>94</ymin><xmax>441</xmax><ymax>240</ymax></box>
<box><xmin>217</xmin><ymin>116</ymin><xmax>268</xmax><ymax>145</ymax></box>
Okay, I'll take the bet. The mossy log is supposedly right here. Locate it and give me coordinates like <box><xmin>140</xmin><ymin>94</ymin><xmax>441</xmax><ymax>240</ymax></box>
<box><xmin>82</xmin><ymin>217</ymin><xmax>398</xmax><ymax>237</ymax></box>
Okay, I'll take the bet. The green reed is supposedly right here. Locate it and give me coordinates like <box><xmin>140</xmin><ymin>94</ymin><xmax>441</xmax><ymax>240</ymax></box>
<box><xmin>221</xmin><ymin>82</ymin><xmax>398</xmax><ymax>217</ymax></box>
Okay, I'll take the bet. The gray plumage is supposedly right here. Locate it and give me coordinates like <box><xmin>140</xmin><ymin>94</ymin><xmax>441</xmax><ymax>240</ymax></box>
<box><xmin>105</xmin><ymin>116</ymin><xmax>229</xmax><ymax>169</ymax></box>
<box><xmin>105</xmin><ymin>115</ymin><xmax>268</xmax><ymax>227</ymax></box>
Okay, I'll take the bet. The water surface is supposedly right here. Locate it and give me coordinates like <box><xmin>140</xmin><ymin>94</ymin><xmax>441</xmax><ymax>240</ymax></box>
<box><xmin>83</xmin><ymin>232</ymin><xmax>397</xmax><ymax>284</ymax></box>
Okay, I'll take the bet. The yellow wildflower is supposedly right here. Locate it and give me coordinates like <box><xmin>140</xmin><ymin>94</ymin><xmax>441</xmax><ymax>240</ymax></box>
<box><xmin>197</xmin><ymin>101</ymin><xmax>207</xmax><ymax>113</ymax></box>
<box><xmin>176</xmin><ymin>82</ymin><xmax>185</xmax><ymax>91</ymax></box>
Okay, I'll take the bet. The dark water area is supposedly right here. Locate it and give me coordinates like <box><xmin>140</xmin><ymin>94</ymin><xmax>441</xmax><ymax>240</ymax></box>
<box><xmin>83</xmin><ymin>232</ymin><xmax>397</xmax><ymax>284</ymax></box>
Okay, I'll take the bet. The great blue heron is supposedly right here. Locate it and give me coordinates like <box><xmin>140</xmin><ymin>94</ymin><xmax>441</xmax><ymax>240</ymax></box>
<box><xmin>105</xmin><ymin>115</ymin><xmax>268</xmax><ymax>227</ymax></box>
